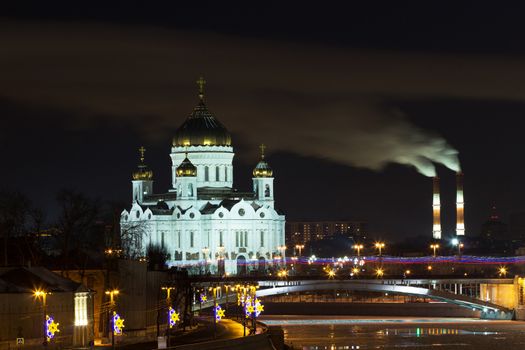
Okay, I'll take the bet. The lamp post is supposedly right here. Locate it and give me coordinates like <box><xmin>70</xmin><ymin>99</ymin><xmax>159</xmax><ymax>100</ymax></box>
<box><xmin>277</xmin><ymin>245</ymin><xmax>286</xmax><ymax>268</ymax></box>
<box><xmin>451</xmin><ymin>238</ymin><xmax>463</xmax><ymax>257</ymax></box>
<box><xmin>161</xmin><ymin>286</ymin><xmax>175</xmax><ymax>347</ymax></box>
<box><xmin>202</xmin><ymin>247</ymin><xmax>209</xmax><ymax>274</ymax></box>
<box><xmin>374</xmin><ymin>242</ymin><xmax>385</xmax><ymax>256</ymax></box>
<box><xmin>352</xmin><ymin>244</ymin><xmax>364</xmax><ymax>257</ymax></box>
<box><xmin>430</xmin><ymin>243</ymin><xmax>439</xmax><ymax>257</ymax></box>
<box><xmin>295</xmin><ymin>244</ymin><xmax>304</xmax><ymax>257</ymax></box>
<box><xmin>105</xmin><ymin>289</ymin><xmax>119</xmax><ymax>350</ymax></box>
<box><xmin>34</xmin><ymin>289</ymin><xmax>49</xmax><ymax>346</ymax></box>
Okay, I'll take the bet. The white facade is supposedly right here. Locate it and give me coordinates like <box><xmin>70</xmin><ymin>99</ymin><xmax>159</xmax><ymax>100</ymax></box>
<box><xmin>121</xmin><ymin>88</ymin><xmax>285</xmax><ymax>275</ymax></box>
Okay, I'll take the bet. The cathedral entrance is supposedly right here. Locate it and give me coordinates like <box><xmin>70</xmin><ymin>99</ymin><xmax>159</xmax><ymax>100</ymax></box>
<box><xmin>258</xmin><ymin>257</ymin><xmax>266</xmax><ymax>274</ymax></box>
<box><xmin>218</xmin><ymin>258</ymin><xmax>225</xmax><ymax>276</ymax></box>
<box><xmin>237</xmin><ymin>256</ymin><xmax>247</xmax><ymax>275</ymax></box>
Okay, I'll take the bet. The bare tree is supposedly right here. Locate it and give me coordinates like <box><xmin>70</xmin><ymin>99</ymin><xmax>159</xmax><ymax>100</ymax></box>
<box><xmin>0</xmin><ymin>190</ymin><xmax>31</xmax><ymax>266</ymax></box>
<box><xmin>120</xmin><ymin>220</ymin><xmax>148</xmax><ymax>259</ymax></box>
<box><xmin>56</xmin><ymin>189</ymin><xmax>99</xmax><ymax>275</ymax></box>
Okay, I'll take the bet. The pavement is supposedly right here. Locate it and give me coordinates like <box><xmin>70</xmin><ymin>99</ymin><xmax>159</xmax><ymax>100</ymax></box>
<box><xmin>94</xmin><ymin>316</ymin><xmax>251</xmax><ymax>350</ymax></box>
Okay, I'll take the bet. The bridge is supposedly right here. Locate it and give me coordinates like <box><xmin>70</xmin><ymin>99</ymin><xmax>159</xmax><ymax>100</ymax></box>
<box><xmin>190</xmin><ymin>276</ymin><xmax>519</xmax><ymax>319</ymax></box>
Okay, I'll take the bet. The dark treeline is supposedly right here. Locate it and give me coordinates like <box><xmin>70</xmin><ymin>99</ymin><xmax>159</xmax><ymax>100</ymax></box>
<box><xmin>0</xmin><ymin>189</ymin><xmax>126</xmax><ymax>274</ymax></box>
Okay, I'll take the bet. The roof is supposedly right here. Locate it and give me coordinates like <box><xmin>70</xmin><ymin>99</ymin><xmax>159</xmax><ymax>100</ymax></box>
<box><xmin>0</xmin><ymin>267</ymin><xmax>88</xmax><ymax>294</ymax></box>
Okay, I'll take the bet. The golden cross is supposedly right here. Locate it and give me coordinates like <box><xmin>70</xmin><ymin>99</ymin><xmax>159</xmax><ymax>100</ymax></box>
<box><xmin>138</xmin><ymin>146</ymin><xmax>146</xmax><ymax>163</ymax></box>
<box><xmin>196</xmin><ymin>76</ymin><xmax>206</xmax><ymax>100</ymax></box>
<box><xmin>259</xmin><ymin>144</ymin><xmax>266</xmax><ymax>159</ymax></box>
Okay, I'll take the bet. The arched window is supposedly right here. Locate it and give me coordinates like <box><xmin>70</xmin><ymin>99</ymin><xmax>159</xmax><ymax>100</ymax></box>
<box><xmin>204</xmin><ymin>166</ymin><xmax>209</xmax><ymax>181</ymax></box>
<box><xmin>216</xmin><ymin>166</ymin><xmax>220</xmax><ymax>181</ymax></box>
<box><xmin>225</xmin><ymin>167</ymin><xmax>228</xmax><ymax>181</ymax></box>
<box><xmin>190</xmin><ymin>231</ymin><xmax>194</xmax><ymax>248</ymax></box>
<box><xmin>265</xmin><ymin>184</ymin><xmax>271</xmax><ymax>197</ymax></box>
<box><xmin>260</xmin><ymin>231</ymin><xmax>264</xmax><ymax>247</ymax></box>
<box><xmin>219</xmin><ymin>231</ymin><xmax>223</xmax><ymax>247</ymax></box>
<box><xmin>188</xmin><ymin>183</ymin><xmax>193</xmax><ymax>197</ymax></box>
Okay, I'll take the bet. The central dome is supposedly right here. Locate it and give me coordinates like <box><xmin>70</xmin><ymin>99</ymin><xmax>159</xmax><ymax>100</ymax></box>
<box><xmin>173</xmin><ymin>91</ymin><xmax>232</xmax><ymax>147</ymax></box>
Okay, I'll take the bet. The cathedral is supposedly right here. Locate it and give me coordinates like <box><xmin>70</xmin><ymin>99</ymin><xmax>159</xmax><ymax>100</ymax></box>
<box><xmin>120</xmin><ymin>78</ymin><xmax>286</xmax><ymax>275</ymax></box>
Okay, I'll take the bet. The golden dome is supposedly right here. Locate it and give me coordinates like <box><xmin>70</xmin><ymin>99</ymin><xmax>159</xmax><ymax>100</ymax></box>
<box><xmin>172</xmin><ymin>77</ymin><xmax>232</xmax><ymax>147</ymax></box>
<box><xmin>253</xmin><ymin>144</ymin><xmax>273</xmax><ymax>178</ymax></box>
<box><xmin>132</xmin><ymin>146</ymin><xmax>153</xmax><ymax>180</ymax></box>
<box><xmin>176</xmin><ymin>156</ymin><xmax>197</xmax><ymax>177</ymax></box>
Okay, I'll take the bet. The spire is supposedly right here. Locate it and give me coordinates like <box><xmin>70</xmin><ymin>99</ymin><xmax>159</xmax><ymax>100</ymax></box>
<box><xmin>259</xmin><ymin>144</ymin><xmax>266</xmax><ymax>160</ymax></box>
<box><xmin>196</xmin><ymin>76</ymin><xmax>206</xmax><ymax>101</ymax></box>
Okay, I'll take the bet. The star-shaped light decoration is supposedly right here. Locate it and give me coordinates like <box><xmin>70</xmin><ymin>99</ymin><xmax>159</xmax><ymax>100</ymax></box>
<box><xmin>168</xmin><ymin>307</ymin><xmax>180</xmax><ymax>328</ymax></box>
<box><xmin>200</xmin><ymin>294</ymin><xmax>207</xmax><ymax>303</ymax></box>
<box><xmin>255</xmin><ymin>299</ymin><xmax>264</xmax><ymax>317</ymax></box>
<box><xmin>112</xmin><ymin>312</ymin><xmax>125</xmax><ymax>335</ymax></box>
<box><xmin>214</xmin><ymin>304</ymin><xmax>225</xmax><ymax>321</ymax></box>
<box><xmin>45</xmin><ymin>315</ymin><xmax>60</xmax><ymax>340</ymax></box>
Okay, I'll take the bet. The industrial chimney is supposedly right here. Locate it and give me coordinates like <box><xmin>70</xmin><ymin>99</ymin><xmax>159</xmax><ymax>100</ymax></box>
<box><xmin>432</xmin><ymin>176</ymin><xmax>442</xmax><ymax>239</ymax></box>
<box><xmin>456</xmin><ymin>172</ymin><xmax>465</xmax><ymax>236</ymax></box>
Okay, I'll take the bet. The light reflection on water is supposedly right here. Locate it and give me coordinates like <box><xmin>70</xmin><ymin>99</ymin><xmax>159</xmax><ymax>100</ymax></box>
<box><xmin>261</xmin><ymin>317</ymin><xmax>524</xmax><ymax>350</ymax></box>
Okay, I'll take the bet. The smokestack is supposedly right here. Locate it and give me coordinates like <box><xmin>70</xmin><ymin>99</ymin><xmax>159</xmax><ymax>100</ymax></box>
<box><xmin>456</xmin><ymin>171</ymin><xmax>465</xmax><ymax>236</ymax></box>
<box><xmin>432</xmin><ymin>176</ymin><xmax>442</xmax><ymax>239</ymax></box>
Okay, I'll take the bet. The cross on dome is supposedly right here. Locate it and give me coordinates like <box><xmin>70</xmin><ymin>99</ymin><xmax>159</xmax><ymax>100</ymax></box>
<box><xmin>259</xmin><ymin>144</ymin><xmax>266</xmax><ymax>159</ymax></box>
<box><xmin>196</xmin><ymin>76</ymin><xmax>206</xmax><ymax>101</ymax></box>
<box><xmin>138</xmin><ymin>146</ymin><xmax>146</xmax><ymax>163</ymax></box>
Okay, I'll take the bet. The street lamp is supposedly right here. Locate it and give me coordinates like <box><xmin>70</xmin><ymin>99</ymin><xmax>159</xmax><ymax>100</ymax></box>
<box><xmin>202</xmin><ymin>247</ymin><xmax>210</xmax><ymax>274</ymax></box>
<box><xmin>499</xmin><ymin>266</ymin><xmax>507</xmax><ymax>277</ymax></box>
<box><xmin>295</xmin><ymin>244</ymin><xmax>304</xmax><ymax>257</ymax></box>
<box><xmin>277</xmin><ymin>245</ymin><xmax>286</xmax><ymax>268</ymax></box>
<box><xmin>374</xmin><ymin>242</ymin><xmax>385</xmax><ymax>256</ymax></box>
<box><xmin>375</xmin><ymin>268</ymin><xmax>384</xmax><ymax>278</ymax></box>
<box><xmin>34</xmin><ymin>289</ymin><xmax>50</xmax><ymax>346</ymax></box>
<box><xmin>430</xmin><ymin>243</ymin><xmax>439</xmax><ymax>257</ymax></box>
<box><xmin>352</xmin><ymin>244</ymin><xmax>364</xmax><ymax>257</ymax></box>
<box><xmin>327</xmin><ymin>269</ymin><xmax>336</xmax><ymax>279</ymax></box>
<box><xmin>161</xmin><ymin>286</ymin><xmax>175</xmax><ymax>346</ymax></box>
<box><xmin>105</xmin><ymin>289</ymin><xmax>120</xmax><ymax>350</ymax></box>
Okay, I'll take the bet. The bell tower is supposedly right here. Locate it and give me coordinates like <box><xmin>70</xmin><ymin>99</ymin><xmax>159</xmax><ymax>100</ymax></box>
<box><xmin>252</xmin><ymin>144</ymin><xmax>274</xmax><ymax>207</ymax></box>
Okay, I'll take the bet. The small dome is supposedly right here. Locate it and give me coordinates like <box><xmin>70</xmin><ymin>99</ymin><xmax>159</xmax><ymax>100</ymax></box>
<box><xmin>253</xmin><ymin>159</ymin><xmax>273</xmax><ymax>178</ymax></box>
<box><xmin>176</xmin><ymin>156</ymin><xmax>197</xmax><ymax>177</ymax></box>
<box><xmin>253</xmin><ymin>144</ymin><xmax>273</xmax><ymax>177</ymax></box>
<box><xmin>173</xmin><ymin>78</ymin><xmax>231</xmax><ymax>147</ymax></box>
<box><xmin>132</xmin><ymin>146</ymin><xmax>153</xmax><ymax>180</ymax></box>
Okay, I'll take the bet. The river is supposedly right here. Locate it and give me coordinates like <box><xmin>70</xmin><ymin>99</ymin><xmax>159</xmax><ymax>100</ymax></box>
<box><xmin>260</xmin><ymin>316</ymin><xmax>525</xmax><ymax>349</ymax></box>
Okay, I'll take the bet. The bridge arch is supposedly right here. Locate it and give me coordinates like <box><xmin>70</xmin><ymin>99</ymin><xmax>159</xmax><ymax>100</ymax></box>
<box><xmin>255</xmin><ymin>280</ymin><xmax>512</xmax><ymax>318</ymax></box>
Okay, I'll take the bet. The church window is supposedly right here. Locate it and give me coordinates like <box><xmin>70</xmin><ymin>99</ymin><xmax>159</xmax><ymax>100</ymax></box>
<box><xmin>124</xmin><ymin>215</ymin><xmax>128</xmax><ymax>221</ymax></box>
<box><xmin>161</xmin><ymin>231</ymin><xmax>165</xmax><ymax>248</ymax></box>
<box><xmin>190</xmin><ymin>231</ymin><xmax>194</xmax><ymax>248</ymax></box>
<box><xmin>238</xmin><ymin>208</ymin><xmax>245</xmax><ymax>216</ymax></box>
<box><xmin>176</xmin><ymin>213</ymin><xmax>181</xmax><ymax>219</ymax></box>
<box><xmin>136</xmin><ymin>211</ymin><xmax>140</xmax><ymax>218</ymax></box>
<box><xmin>148</xmin><ymin>214</ymin><xmax>151</xmax><ymax>220</ymax></box>
<box><xmin>219</xmin><ymin>231</ymin><xmax>223</xmax><ymax>247</ymax></box>
<box><xmin>216</xmin><ymin>166</ymin><xmax>220</xmax><ymax>181</ymax></box>
<box><xmin>188</xmin><ymin>183</ymin><xmax>193</xmax><ymax>197</ymax></box>
<box><xmin>236</xmin><ymin>232</ymin><xmax>239</xmax><ymax>247</ymax></box>
<box><xmin>189</xmin><ymin>212</ymin><xmax>195</xmax><ymax>219</ymax></box>
<box><xmin>218</xmin><ymin>212</ymin><xmax>224</xmax><ymax>218</ymax></box>
<box><xmin>204</xmin><ymin>166</ymin><xmax>209</xmax><ymax>181</ymax></box>
<box><xmin>225</xmin><ymin>167</ymin><xmax>228</xmax><ymax>181</ymax></box>
<box><xmin>177</xmin><ymin>231</ymin><xmax>181</xmax><ymax>248</ymax></box>
<box><xmin>244</xmin><ymin>231</ymin><xmax>248</xmax><ymax>247</ymax></box>
<box><xmin>260</xmin><ymin>231</ymin><xmax>264</xmax><ymax>247</ymax></box>
<box><xmin>265</xmin><ymin>184</ymin><xmax>270</xmax><ymax>197</ymax></box>
<box><xmin>260</xmin><ymin>212</ymin><xmax>265</xmax><ymax>218</ymax></box>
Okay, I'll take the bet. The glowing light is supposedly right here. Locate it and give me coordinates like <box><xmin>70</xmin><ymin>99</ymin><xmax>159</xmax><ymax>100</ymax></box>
<box><xmin>375</xmin><ymin>268</ymin><xmax>384</xmax><ymax>277</ymax></box>
<box><xmin>168</xmin><ymin>307</ymin><xmax>179</xmax><ymax>328</ymax></box>
<box><xmin>112</xmin><ymin>312</ymin><xmax>124</xmax><ymax>335</ymax></box>
<box><xmin>277</xmin><ymin>269</ymin><xmax>288</xmax><ymax>278</ymax></box>
<box><xmin>451</xmin><ymin>238</ymin><xmax>459</xmax><ymax>246</ymax></box>
<box><xmin>74</xmin><ymin>293</ymin><xmax>88</xmax><ymax>326</ymax></box>
<box><xmin>405</xmin><ymin>270</ymin><xmax>411</xmax><ymax>275</ymax></box>
<box><xmin>427</xmin><ymin>265</ymin><xmax>433</xmax><ymax>271</ymax></box>
<box><xmin>499</xmin><ymin>266</ymin><xmax>507</xmax><ymax>277</ymax></box>
<box><xmin>351</xmin><ymin>267</ymin><xmax>359</xmax><ymax>275</ymax></box>
<box><xmin>327</xmin><ymin>269</ymin><xmax>336</xmax><ymax>279</ymax></box>
<box><xmin>214</xmin><ymin>304</ymin><xmax>225</xmax><ymax>322</ymax></box>
<box><xmin>45</xmin><ymin>315</ymin><xmax>59</xmax><ymax>341</ymax></box>
<box><xmin>200</xmin><ymin>294</ymin><xmax>207</xmax><ymax>303</ymax></box>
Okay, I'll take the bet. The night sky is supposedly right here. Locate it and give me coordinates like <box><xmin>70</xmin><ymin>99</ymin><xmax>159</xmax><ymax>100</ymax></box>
<box><xmin>3</xmin><ymin>3</ymin><xmax>525</xmax><ymax>241</ymax></box>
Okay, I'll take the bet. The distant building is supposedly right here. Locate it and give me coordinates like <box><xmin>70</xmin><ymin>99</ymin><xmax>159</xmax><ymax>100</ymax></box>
<box><xmin>480</xmin><ymin>206</ymin><xmax>508</xmax><ymax>242</ymax></box>
<box><xmin>286</xmin><ymin>220</ymin><xmax>367</xmax><ymax>247</ymax></box>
